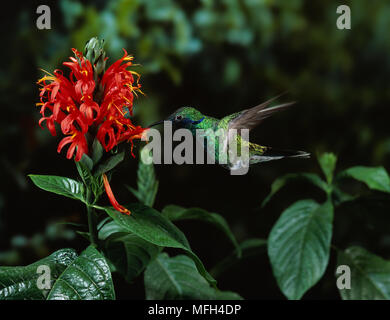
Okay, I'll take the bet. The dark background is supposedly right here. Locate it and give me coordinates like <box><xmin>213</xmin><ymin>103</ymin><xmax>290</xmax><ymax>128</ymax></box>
<box><xmin>1</xmin><ymin>0</ymin><xmax>390</xmax><ymax>299</ymax></box>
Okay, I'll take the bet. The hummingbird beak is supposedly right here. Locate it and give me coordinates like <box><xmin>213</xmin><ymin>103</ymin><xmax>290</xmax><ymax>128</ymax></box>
<box><xmin>147</xmin><ymin>120</ymin><xmax>165</xmax><ymax>128</ymax></box>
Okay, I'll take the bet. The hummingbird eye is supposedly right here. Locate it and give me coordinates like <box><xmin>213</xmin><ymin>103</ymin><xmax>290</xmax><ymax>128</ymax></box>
<box><xmin>175</xmin><ymin>115</ymin><xmax>183</xmax><ymax>121</ymax></box>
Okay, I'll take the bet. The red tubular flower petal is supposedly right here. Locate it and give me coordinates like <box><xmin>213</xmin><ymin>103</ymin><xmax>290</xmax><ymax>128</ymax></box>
<box><xmin>57</xmin><ymin>133</ymin><xmax>88</xmax><ymax>162</ymax></box>
<box><xmin>38</xmin><ymin>103</ymin><xmax>57</xmax><ymax>136</ymax></box>
<box><xmin>39</xmin><ymin>116</ymin><xmax>56</xmax><ymax>136</ymax></box>
<box><xmin>80</xmin><ymin>97</ymin><xmax>100</xmax><ymax>125</ymax></box>
<box><xmin>57</xmin><ymin>136</ymin><xmax>73</xmax><ymax>154</ymax></box>
<box><xmin>97</xmin><ymin>120</ymin><xmax>118</xmax><ymax>152</ymax></box>
<box><xmin>102</xmin><ymin>173</ymin><xmax>131</xmax><ymax>215</ymax></box>
<box><xmin>61</xmin><ymin>110</ymin><xmax>89</xmax><ymax>135</ymax></box>
<box><xmin>74</xmin><ymin>134</ymin><xmax>88</xmax><ymax>162</ymax></box>
<box><xmin>63</xmin><ymin>49</ymin><xmax>95</xmax><ymax>102</ymax></box>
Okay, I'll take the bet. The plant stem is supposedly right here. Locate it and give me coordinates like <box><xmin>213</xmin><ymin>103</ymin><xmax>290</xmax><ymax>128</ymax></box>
<box><xmin>86</xmin><ymin>188</ymin><xmax>99</xmax><ymax>247</ymax></box>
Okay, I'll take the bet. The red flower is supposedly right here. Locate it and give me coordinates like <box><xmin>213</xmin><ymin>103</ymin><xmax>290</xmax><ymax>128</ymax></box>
<box><xmin>102</xmin><ymin>173</ymin><xmax>130</xmax><ymax>215</ymax></box>
<box><xmin>63</xmin><ymin>49</ymin><xmax>96</xmax><ymax>100</ymax></box>
<box><xmin>37</xmin><ymin>48</ymin><xmax>146</xmax><ymax>162</ymax></box>
<box><xmin>57</xmin><ymin>132</ymin><xmax>88</xmax><ymax>162</ymax></box>
<box><xmin>79</xmin><ymin>96</ymin><xmax>100</xmax><ymax>125</ymax></box>
<box><xmin>37</xmin><ymin>46</ymin><xmax>147</xmax><ymax>215</ymax></box>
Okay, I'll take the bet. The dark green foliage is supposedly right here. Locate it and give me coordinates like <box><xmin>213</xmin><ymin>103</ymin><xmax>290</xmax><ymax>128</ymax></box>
<box><xmin>127</xmin><ymin>150</ymin><xmax>159</xmax><ymax>207</ymax></box>
<box><xmin>268</xmin><ymin>200</ymin><xmax>333</xmax><ymax>300</ymax></box>
<box><xmin>0</xmin><ymin>249</ymin><xmax>78</xmax><ymax>300</ymax></box>
<box><xmin>144</xmin><ymin>253</ymin><xmax>242</xmax><ymax>300</ymax></box>
<box><xmin>47</xmin><ymin>246</ymin><xmax>115</xmax><ymax>300</ymax></box>
<box><xmin>337</xmin><ymin>246</ymin><xmax>390</xmax><ymax>300</ymax></box>
<box><xmin>94</xmin><ymin>152</ymin><xmax>125</xmax><ymax>177</ymax></box>
<box><xmin>162</xmin><ymin>205</ymin><xmax>241</xmax><ymax>256</ymax></box>
<box><xmin>264</xmin><ymin>152</ymin><xmax>390</xmax><ymax>299</ymax></box>
<box><xmin>210</xmin><ymin>239</ymin><xmax>267</xmax><ymax>278</ymax></box>
<box><xmin>103</xmin><ymin>231</ymin><xmax>161</xmax><ymax>283</ymax></box>
<box><xmin>28</xmin><ymin>175</ymin><xmax>86</xmax><ymax>203</ymax></box>
<box><xmin>337</xmin><ymin>166</ymin><xmax>390</xmax><ymax>194</ymax></box>
<box><xmin>104</xmin><ymin>203</ymin><xmax>216</xmax><ymax>287</ymax></box>
<box><xmin>14</xmin><ymin>150</ymin><xmax>390</xmax><ymax>300</ymax></box>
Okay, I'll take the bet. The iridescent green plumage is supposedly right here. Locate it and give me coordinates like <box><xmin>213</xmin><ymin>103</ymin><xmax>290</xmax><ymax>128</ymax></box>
<box><xmin>151</xmin><ymin>97</ymin><xmax>310</xmax><ymax>170</ymax></box>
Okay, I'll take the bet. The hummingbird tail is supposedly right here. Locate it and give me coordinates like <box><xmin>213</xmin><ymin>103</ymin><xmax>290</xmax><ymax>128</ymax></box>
<box><xmin>263</xmin><ymin>147</ymin><xmax>310</xmax><ymax>159</ymax></box>
<box><xmin>250</xmin><ymin>146</ymin><xmax>310</xmax><ymax>163</ymax></box>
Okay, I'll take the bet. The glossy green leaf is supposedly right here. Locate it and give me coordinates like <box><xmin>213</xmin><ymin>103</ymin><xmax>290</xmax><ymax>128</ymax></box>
<box><xmin>317</xmin><ymin>152</ymin><xmax>337</xmax><ymax>184</ymax></box>
<box><xmin>337</xmin><ymin>166</ymin><xmax>390</xmax><ymax>193</ymax></box>
<box><xmin>127</xmin><ymin>151</ymin><xmax>159</xmax><ymax>207</ymax></box>
<box><xmin>337</xmin><ymin>246</ymin><xmax>390</xmax><ymax>300</ymax></box>
<box><xmin>103</xmin><ymin>203</ymin><xmax>216</xmax><ymax>286</ymax></box>
<box><xmin>28</xmin><ymin>175</ymin><xmax>85</xmax><ymax>202</ymax></box>
<box><xmin>268</xmin><ymin>200</ymin><xmax>333</xmax><ymax>300</ymax></box>
<box><xmin>262</xmin><ymin>173</ymin><xmax>329</xmax><ymax>207</ymax></box>
<box><xmin>210</xmin><ymin>238</ymin><xmax>267</xmax><ymax>277</ymax></box>
<box><xmin>101</xmin><ymin>224</ymin><xmax>161</xmax><ymax>283</ymax></box>
<box><xmin>0</xmin><ymin>248</ymin><xmax>78</xmax><ymax>300</ymax></box>
<box><xmin>47</xmin><ymin>246</ymin><xmax>115</xmax><ymax>300</ymax></box>
<box><xmin>162</xmin><ymin>205</ymin><xmax>240</xmax><ymax>256</ymax></box>
<box><xmin>144</xmin><ymin>253</ymin><xmax>242</xmax><ymax>300</ymax></box>
<box><xmin>94</xmin><ymin>152</ymin><xmax>125</xmax><ymax>176</ymax></box>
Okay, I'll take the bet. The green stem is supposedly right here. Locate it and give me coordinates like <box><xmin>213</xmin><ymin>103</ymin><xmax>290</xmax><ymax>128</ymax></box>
<box><xmin>86</xmin><ymin>188</ymin><xmax>99</xmax><ymax>247</ymax></box>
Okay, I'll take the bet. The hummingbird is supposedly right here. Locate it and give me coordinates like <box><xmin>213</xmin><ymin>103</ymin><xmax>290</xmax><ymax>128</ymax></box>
<box><xmin>149</xmin><ymin>95</ymin><xmax>310</xmax><ymax>171</ymax></box>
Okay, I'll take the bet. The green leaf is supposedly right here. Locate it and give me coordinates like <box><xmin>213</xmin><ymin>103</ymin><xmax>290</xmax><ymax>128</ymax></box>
<box><xmin>337</xmin><ymin>246</ymin><xmax>390</xmax><ymax>300</ymax></box>
<box><xmin>210</xmin><ymin>238</ymin><xmax>267</xmax><ymax>277</ymax></box>
<box><xmin>101</xmin><ymin>225</ymin><xmax>161</xmax><ymax>283</ymax></box>
<box><xmin>94</xmin><ymin>152</ymin><xmax>125</xmax><ymax>176</ymax></box>
<box><xmin>144</xmin><ymin>253</ymin><xmax>242</xmax><ymax>300</ymax></box>
<box><xmin>98</xmin><ymin>219</ymin><xmax>127</xmax><ymax>241</ymax></box>
<box><xmin>103</xmin><ymin>203</ymin><xmax>216</xmax><ymax>286</ymax></box>
<box><xmin>91</xmin><ymin>138</ymin><xmax>103</xmax><ymax>165</ymax></box>
<box><xmin>337</xmin><ymin>166</ymin><xmax>390</xmax><ymax>193</ymax></box>
<box><xmin>80</xmin><ymin>154</ymin><xmax>93</xmax><ymax>171</ymax></box>
<box><xmin>317</xmin><ymin>152</ymin><xmax>337</xmax><ymax>184</ymax></box>
<box><xmin>0</xmin><ymin>249</ymin><xmax>77</xmax><ymax>300</ymax></box>
<box><xmin>47</xmin><ymin>246</ymin><xmax>115</xmax><ymax>300</ymax></box>
<box><xmin>268</xmin><ymin>199</ymin><xmax>334</xmax><ymax>300</ymax></box>
<box><xmin>127</xmin><ymin>150</ymin><xmax>159</xmax><ymax>207</ymax></box>
<box><xmin>331</xmin><ymin>186</ymin><xmax>357</xmax><ymax>206</ymax></box>
<box><xmin>91</xmin><ymin>175</ymin><xmax>104</xmax><ymax>202</ymax></box>
<box><xmin>262</xmin><ymin>173</ymin><xmax>329</xmax><ymax>207</ymax></box>
<box><xmin>162</xmin><ymin>205</ymin><xmax>241</xmax><ymax>257</ymax></box>
<box><xmin>75</xmin><ymin>155</ymin><xmax>105</xmax><ymax>202</ymax></box>
<box><xmin>75</xmin><ymin>155</ymin><xmax>93</xmax><ymax>186</ymax></box>
<box><xmin>29</xmin><ymin>175</ymin><xmax>85</xmax><ymax>202</ymax></box>
<box><xmin>75</xmin><ymin>231</ymin><xmax>90</xmax><ymax>241</ymax></box>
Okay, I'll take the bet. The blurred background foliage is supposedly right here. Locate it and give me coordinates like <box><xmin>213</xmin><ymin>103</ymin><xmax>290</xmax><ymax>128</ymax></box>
<box><xmin>1</xmin><ymin>0</ymin><xmax>390</xmax><ymax>299</ymax></box>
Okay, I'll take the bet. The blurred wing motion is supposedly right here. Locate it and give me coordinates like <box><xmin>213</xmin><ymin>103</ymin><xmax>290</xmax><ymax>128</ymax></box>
<box><xmin>222</xmin><ymin>95</ymin><xmax>309</xmax><ymax>167</ymax></box>
<box><xmin>228</xmin><ymin>95</ymin><xmax>295</xmax><ymax>133</ymax></box>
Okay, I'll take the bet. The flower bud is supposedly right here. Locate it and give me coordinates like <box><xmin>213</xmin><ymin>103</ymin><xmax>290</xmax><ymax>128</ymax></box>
<box><xmin>84</xmin><ymin>37</ymin><xmax>106</xmax><ymax>79</ymax></box>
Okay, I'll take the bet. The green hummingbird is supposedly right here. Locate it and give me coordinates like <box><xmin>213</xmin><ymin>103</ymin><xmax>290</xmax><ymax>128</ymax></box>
<box><xmin>149</xmin><ymin>95</ymin><xmax>310</xmax><ymax>171</ymax></box>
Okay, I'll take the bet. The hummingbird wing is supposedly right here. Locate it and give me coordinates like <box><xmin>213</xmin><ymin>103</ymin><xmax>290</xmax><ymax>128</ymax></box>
<box><xmin>227</xmin><ymin>97</ymin><xmax>295</xmax><ymax>133</ymax></box>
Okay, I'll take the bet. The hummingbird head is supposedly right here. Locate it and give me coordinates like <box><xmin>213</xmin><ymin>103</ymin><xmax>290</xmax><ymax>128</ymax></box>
<box><xmin>148</xmin><ymin>107</ymin><xmax>205</xmax><ymax>130</ymax></box>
